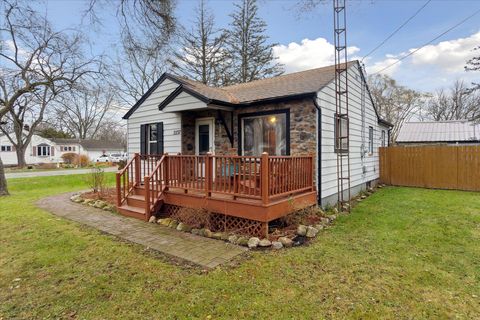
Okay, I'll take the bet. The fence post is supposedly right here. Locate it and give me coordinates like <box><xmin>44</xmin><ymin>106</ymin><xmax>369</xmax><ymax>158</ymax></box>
<box><xmin>261</xmin><ymin>152</ymin><xmax>269</xmax><ymax>205</ymax></box>
<box><xmin>144</xmin><ymin>175</ymin><xmax>151</xmax><ymax>221</ymax></box>
<box><xmin>163</xmin><ymin>153</ymin><xmax>169</xmax><ymax>191</ymax></box>
<box><xmin>116</xmin><ymin>172</ymin><xmax>121</xmax><ymax>206</ymax></box>
<box><xmin>134</xmin><ymin>152</ymin><xmax>140</xmax><ymax>185</ymax></box>
<box><xmin>205</xmin><ymin>152</ymin><xmax>213</xmax><ymax>197</ymax></box>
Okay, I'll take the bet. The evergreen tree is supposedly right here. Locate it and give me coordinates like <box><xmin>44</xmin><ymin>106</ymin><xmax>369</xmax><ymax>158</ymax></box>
<box><xmin>170</xmin><ymin>0</ymin><xmax>228</xmax><ymax>86</ymax></box>
<box><xmin>226</xmin><ymin>0</ymin><xmax>284</xmax><ymax>84</ymax></box>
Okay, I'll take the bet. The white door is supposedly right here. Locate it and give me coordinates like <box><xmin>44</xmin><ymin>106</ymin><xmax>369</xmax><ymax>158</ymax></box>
<box><xmin>195</xmin><ymin>118</ymin><xmax>215</xmax><ymax>155</ymax></box>
<box><xmin>195</xmin><ymin>118</ymin><xmax>215</xmax><ymax>181</ymax></box>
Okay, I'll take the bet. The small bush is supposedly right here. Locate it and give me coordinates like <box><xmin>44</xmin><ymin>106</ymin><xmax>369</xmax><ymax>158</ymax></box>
<box><xmin>85</xmin><ymin>167</ymin><xmax>106</xmax><ymax>194</ymax></box>
<box><xmin>61</xmin><ymin>152</ymin><xmax>78</xmax><ymax>165</ymax></box>
<box><xmin>77</xmin><ymin>154</ymin><xmax>90</xmax><ymax>167</ymax></box>
<box><xmin>117</xmin><ymin>160</ymin><xmax>127</xmax><ymax>170</ymax></box>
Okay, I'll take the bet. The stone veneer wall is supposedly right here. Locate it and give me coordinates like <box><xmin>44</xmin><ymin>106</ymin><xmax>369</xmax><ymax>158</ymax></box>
<box><xmin>180</xmin><ymin>98</ymin><xmax>318</xmax><ymax>183</ymax></box>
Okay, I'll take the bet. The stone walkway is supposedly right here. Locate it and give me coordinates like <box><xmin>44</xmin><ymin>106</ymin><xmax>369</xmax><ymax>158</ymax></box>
<box><xmin>36</xmin><ymin>193</ymin><xmax>247</xmax><ymax>268</ymax></box>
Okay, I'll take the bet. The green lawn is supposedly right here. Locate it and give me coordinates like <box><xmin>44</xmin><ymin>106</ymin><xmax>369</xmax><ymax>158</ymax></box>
<box><xmin>1</xmin><ymin>176</ymin><xmax>479</xmax><ymax>319</ymax></box>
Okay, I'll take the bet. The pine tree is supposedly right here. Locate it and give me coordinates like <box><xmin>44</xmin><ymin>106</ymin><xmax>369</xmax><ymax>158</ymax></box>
<box><xmin>170</xmin><ymin>0</ymin><xmax>228</xmax><ymax>86</ymax></box>
<box><xmin>226</xmin><ymin>0</ymin><xmax>284</xmax><ymax>84</ymax></box>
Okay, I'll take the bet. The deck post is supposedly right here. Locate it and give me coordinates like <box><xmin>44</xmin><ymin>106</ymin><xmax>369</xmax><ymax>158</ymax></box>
<box><xmin>134</xmin><ymin>153</ymin><xmax>140</xmax><ymax>185</ymax></box>
<box><xmin>163</xmin><ymin>153</ymin><xmax>169</xmax><ymax>190</ymax></box>
<box><xmin>116</xmin><ymin>172</ymin><xmax>121</xmax><ymax>206</ymax></box>
<box><xmin>206</xmin><ymin>152</ymin><xmax>213</xmax><ymax>197</ymax></box>
<box><xmin>261</xmin><ymin>152</ymin><xmax>269</xmax><ymax>205</ymax></box>
<box><xmin>144</xmin><ymin>175</ymin><xmax>151</xmax><ymax>221</ymax></box>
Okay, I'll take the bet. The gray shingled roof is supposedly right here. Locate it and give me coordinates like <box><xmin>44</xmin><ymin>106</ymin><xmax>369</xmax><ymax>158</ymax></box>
<box><xmin>172</xmin><ymin>62</ymin><xmax>356</xmax><ymax>104</ymax></box>
<box><xmin>397</xmin><ymin>120</ymin><xmax>480</xmax><ymax>143</ymax></box>
<box><xmin>51</xmin><ymin>138</ymin><xmax>125</xmax><ymax>150</ymax></box>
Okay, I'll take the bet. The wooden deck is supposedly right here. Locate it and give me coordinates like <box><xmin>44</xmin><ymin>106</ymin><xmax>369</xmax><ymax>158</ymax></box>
<box><xmin>116</xmin><ymin>153</ymin><xmax>317</xmax><ymax>233</ymax></box>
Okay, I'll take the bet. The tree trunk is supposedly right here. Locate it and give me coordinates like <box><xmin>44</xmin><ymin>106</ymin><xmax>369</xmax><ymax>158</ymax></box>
<box><xmin>16</xmin><ymin>146</ymin><xmax>27</xmax><ymax>168</ymax></box>
<box><xmin>0</xmin><ymin>156</ymin><xmax>9</xmax><ymax>196</ymax></box>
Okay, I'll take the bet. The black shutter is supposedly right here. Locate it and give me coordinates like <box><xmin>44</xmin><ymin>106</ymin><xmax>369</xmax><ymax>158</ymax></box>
<box><xmin>157</xmin><ymin>122</ymin><xmax>164</xmax><ymax>154</ymax></box>
<box><xmin>140</xmin><ymin>124</ymin><xmax>146</xmax><ymax>154</ymax></box>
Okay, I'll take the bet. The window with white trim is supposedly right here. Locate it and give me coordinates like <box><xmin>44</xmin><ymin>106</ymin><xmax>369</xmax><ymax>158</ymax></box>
<box><xmin>334</xmin><ymin>114</ymin><xmax>349</xmax><ymax>153</ymax></box>
<box><xmin>37</xmin><ymin>144</ymin><xmax>50</xmax><ymax>157</ymax></box>
<box><xmin>1</xmin><ymin>145</ymin><xmax>12</xmax><ymax>152</ymax></box>
<box><xmin>368</xmin><ymin>126</ymin><xmax>374</xmax><ymax>154</ymax></box>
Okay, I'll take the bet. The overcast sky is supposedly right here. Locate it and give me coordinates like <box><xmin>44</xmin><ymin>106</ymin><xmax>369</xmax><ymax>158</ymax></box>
<box><xmin>36</xmin><ymin>0</ymin><xmax>479</xmax><ymax>93</ymax></box>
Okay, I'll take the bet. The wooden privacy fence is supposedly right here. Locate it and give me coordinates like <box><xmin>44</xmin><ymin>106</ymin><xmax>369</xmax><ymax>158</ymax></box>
<box><xmin>379</xmin><ymin>145</ymin><xmax>480</xmax><ymax>191</ymax></box>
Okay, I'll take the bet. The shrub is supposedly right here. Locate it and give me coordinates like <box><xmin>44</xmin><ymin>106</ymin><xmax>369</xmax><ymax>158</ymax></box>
<box><xmin>117</xmin><ymin>160</ymin><xmax>127</xmax><ymax>170</ymax></box>
<box><xmin>85</xmin><ymin>167</ymin><xmax>106</xmax><ymax>194</ymax></box>
<box><xmin>77</xmin><ymin>154</ymin><xmax>90</xmax><ymax>167</ymax></box>
<box><xmin>61</xmin><ymin>152</ymin><xmax>78</xmax><ymax>165</ymax></box>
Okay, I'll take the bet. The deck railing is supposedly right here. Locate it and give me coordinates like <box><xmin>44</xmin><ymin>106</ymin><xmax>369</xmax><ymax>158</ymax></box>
<box><xmin>117</xmin><ymin>152</ymin><xmax>315</xmax><ymax>209</ymax></box>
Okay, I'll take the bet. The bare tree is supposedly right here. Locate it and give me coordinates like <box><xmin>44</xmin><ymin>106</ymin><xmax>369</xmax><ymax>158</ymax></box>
<box><xmin>424</xmin><ymin>80</ymin><xmax>480</xmax><ymax>122</ymax></box>
<box><xmin>368</xmin><ymin>74</ymin><xmax>424</xmax><ymax>143</ymax></box>
<box><xmin>52</xmin><ymin>83</ymin><xmax>115</xmax><ymax>139</ymax></box>
<box><xmin>226</xmin><ymin>0</ymin><xmax>284</xmax><ymax>84</ymax></box>
<box><xmin>465</xmin><ymin>46</ymin><xmax>479</xmax><ymax>91</ymax></box>
<box><xmin>95</xmin><ymin>120</ymin><xmax>127</xmax><ymax>147</ymax></box>
<box><xmin>170</xmin><ymin>0</ymin><xmax>228</xmax><ymax>86</ymax></box>
<box><xmin>0</xmin><ymin>0</ymin><xmax>99</xmax><ymax>195</ymax></box>
<box><xmin>0</xmin><ymin>87</ymin><xmax>55</xmax><ymax>167</ymax></box>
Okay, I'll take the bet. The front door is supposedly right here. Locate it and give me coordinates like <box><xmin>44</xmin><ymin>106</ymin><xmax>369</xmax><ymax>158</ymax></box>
<box><xmin>195</xmin><ymin>118</ymin><xmax>214</xmax><ymax>155</ymax></box>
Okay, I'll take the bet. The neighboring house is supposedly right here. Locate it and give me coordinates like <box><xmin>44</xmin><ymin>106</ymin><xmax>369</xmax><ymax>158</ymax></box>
<box><xmin>0</xmin><ymin>132</ymin><xmax>57</xmax><ymax>166</ymax></box>
<box><xmin>51</xmin><ymin>138</ymin><xmax>125</xmax><ymax>161</ymax></box>
<box><xmin>0</xmin><ymin>133</ymin><xmax>125</xmax><ymax>166</ymax></box>
<box><xmin>123</xmin><ymin>60</ymin><xmax>392</xmax><ymax>207</ymax></box>
<box><xmin>397</xmin><ymin>120</ymin><xmax>480</xmax><ymax>145</ymax></box>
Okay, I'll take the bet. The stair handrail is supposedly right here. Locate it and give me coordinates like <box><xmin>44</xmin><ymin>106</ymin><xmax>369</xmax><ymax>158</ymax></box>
<box><xmin>144</xmin><ymin>154</ymin><xmax>167</xmax><ymax>220</ymax></box>
<box><xmin>116</xmin><ymin>153</ymin><xmax>139</xmax><ymax>206</ymax></box>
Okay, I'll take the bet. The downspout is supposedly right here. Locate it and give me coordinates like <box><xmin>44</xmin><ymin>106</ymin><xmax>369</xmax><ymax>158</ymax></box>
<box><xmin>313</xmin><ymin>95</ymin><xmax>322</xmax><ymax>205</ymax></box>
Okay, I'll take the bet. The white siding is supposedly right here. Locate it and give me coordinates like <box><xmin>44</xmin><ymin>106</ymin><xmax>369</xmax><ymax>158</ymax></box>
<box><xmin>0</xmin><ymin>134</ymin><xmax>57</xmax><ymax>166</ymax></box>
<box><xmin>317</xmin><ymin>63</ymin><xmax>383</xmax><ymax>199</ymax></box>
<box><xmin>126</xmin><ymin>79</ymin><xmax>209</xmax><ymax>157</ymax></box>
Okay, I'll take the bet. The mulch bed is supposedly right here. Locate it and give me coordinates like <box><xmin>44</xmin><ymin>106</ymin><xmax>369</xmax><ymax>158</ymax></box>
<box><xmin>81</xmin><ymin>188</ymin><xmax>117</xmax><ymax>206</ymax></box>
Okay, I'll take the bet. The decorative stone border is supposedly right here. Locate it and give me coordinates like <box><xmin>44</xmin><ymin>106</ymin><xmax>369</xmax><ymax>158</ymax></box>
<box><xmin>69</xmin><ymin>184</ymin><xmax>383</xmax><ymax>250</ymax></box>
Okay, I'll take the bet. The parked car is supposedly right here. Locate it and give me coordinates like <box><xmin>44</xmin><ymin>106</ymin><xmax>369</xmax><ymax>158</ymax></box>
<box><xmin>95</xmin><ymin>154</ymin><xmax>110</xmax><ymax>163</ymax></box>
<box><xmin>109</xmin><ymin>153</ymin><xmax>125</xmax><ymax>163</ymax></box>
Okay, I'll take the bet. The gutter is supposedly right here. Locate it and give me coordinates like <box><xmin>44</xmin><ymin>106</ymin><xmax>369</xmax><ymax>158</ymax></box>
<box><xmin>313</xmin><ymin>95</ymin><xmax>322</xmax><ymax>205</ymax></box>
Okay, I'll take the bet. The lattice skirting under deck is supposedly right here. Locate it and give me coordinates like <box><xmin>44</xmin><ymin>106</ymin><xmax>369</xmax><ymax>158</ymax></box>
<box><xmin>159</xmin><ymin>204</ymin><xmax>267</xmax><ymax>238</ymax></box>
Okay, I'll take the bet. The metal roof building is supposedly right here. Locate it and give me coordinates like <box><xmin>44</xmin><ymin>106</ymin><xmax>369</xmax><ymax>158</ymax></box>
<box><xmin>397</xmin><ymin>120</ymin><xmax>480</xmax><ymax>144</ymax></box>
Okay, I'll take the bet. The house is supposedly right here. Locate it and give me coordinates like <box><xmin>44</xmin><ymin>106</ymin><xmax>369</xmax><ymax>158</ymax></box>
<box><xmin>0</xmin><ymin>133</ymin><xmax>125</xmax><ymax>166</ymax></box>
<box><xmin>396</xmin><ymin>120</ymin><xmax>480</xmax><ymax>145</ymax></box>
<box><xmin>51</xmin><ymin>138</ymin><xmax>125</xmax><ymax>161</ymax></box>
<box><xmin>119</xmin><ymin>61</ymin><xmax>391</xmax><ymax>235</ymax></box>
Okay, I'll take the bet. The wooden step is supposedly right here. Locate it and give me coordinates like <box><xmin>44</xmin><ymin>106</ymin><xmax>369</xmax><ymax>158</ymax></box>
<box><xmin>117</xmin><ymin>204</ymin><xmax>147</xmax><ymax>221</ymax></box>
<box><xmin>126</xmin><ymin>194</ymin><xmax>146</xmax><ymax>207</ymax></box>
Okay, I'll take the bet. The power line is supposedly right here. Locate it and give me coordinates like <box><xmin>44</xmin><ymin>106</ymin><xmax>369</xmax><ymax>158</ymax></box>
<box><xmin>372</xmin><ymin>7</ymin><xmax>480</xmax><ymax>75</ymax></box>
<box><xmin>361</xmin><ymin>0</ymin><xmax>431</xmax><ymax>62</ymax></box>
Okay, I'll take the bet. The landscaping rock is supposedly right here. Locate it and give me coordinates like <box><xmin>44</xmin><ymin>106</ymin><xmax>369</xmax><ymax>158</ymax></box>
<box><xmin>361</xmin><ymin>195</ymin><xmax>367</xmax><ymax>199</ymax></box>
<box><xmin>176</xmin><ymin>222</ymin><xmax>192</xmax><ymax>232</ymax></box>
<box><xmin>228</xmin><ymin>235</ymin><xmax>238</xmax><ymax>244</ymax></box>
<box><xmin>329</xmin><ymin>215</ymin><xmax>337</xmax><ymax>222</ymax></box>
<box><xmin>278</xmin><ymin>236</ymin><xmax>293</xmax><ymax>248</ymax></box>
<box><xmin>220</xmin><ymin>233</ymin><xmax>231</xmax><ymax>241</ymax></box>
<box><xmin>83</xmin><ymin>198</ymin><xmax>95</xmax><ymax>205</ymax></box>
<box><xmin>314</xmin><ymin>224</ymin><xmax>324</xmax><ymax>231</ymax></box>
<box><xmin>168</xmin><ymin>220</ymin><xmax>179</xmax><ymax>229</ymax></box>
<box><xmin>191</xmin><ymin>228</ymin><xmax>200</xmax><ymax>235</ymax></box>
<box><xmin>212</xmin><ymin>232</ymin><xmax>223</xmax><ymax>240</ymax></box>
<box><xmin>236</xmin><ymin>236</ymin><xmax>249</xmax><ymax>246</ymax></box>
<box><xmin>320</xmin><ymin>217</ymin><xmax>330</xmax><ymax>225</ymax></box>
<box><xmin>103</xmin><ymin>205</ymin><xmax>114</xmax><ymax>211</ymax></box>
<box><xmin>247</xmin><ymin>237</ymin><xmax>260</xmax><ymax>248</ymax></box>
<box><xmin>306</xmin><ymin>226</ymin><xmax>319</xmax><ymax>238</ymax></box>
<box><xmin>271</xmin><ymin>241</ymin><xmax>283</xmax><ymax>250</ymax></box>
<box><xmin>148</xmin><ymin>216</ymin><xmax>157</xmax><ymax>223</ymax></box>
<box><xmin>93</xmin><ymin>200</ymin><xmax>105</xmax><ymax>208</ymax></box>
<box><xmin>296</xmin><ymin>225</ymin><xmax>307</xmax><ymax>236</ymax></box>
<box><xmin>157</xmin><ymin>218</ymin><xmax>170</xmax><ymax>226</ymax></box>
<box><xmin>204</xmin><ymin>229</ymin><xmax>213</xmax><ymax>238</ymax></box>
<box><xmin>258</xmin><ymin>239</ymin><xmax>272</xmax><ymax>247</ymax></box>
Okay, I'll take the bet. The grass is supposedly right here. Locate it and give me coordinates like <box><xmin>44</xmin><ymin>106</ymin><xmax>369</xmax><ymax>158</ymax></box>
<box><xmin>1</xmin><ymin>176</ymin><xmax>480</xmax><ymax>319</ymax></box>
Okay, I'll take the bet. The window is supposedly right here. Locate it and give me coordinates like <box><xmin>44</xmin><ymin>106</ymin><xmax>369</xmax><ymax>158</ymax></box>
<box><xmin>368</xmin><ymin>126</ymin><xmax>374</xmax><ymax>154</ymax></box>
<box><xmin>198</xmin><ymin>124</ymin><xmax>210</xmax><ymax>154</ymax></box>
<box><xmin>334</xmin><ymin>114</ymin><xmax>349</xmax><ymax>152</ymax></box>
<box><xmin>381</xmin><ymin>130</ymin><xmax>386</xmax><ymax>147</ymax></box>
<box><xmin>38</xmin><ymin>144</ymin><xmax>50</xmax><ymax>157</ymax></box>
<box><xmin>241</xmin><ymin>111</ymin><xmax>287</xmax><ymax>156</ymax></box>
<box><xmin>1</xmin><ymin>145</ymin><xmax>12</xmax><ymax>152</ymax></box>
